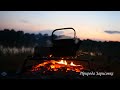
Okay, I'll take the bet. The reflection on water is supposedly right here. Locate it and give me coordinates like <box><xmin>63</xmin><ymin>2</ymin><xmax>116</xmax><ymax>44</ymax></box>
<box><xmin>0</xmin><ymin>45</ymin><xmax>34</xmax><ymax>55</ymax></box>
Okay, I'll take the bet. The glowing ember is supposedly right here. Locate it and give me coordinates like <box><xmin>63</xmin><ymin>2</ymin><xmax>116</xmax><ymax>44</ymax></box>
<box><xmin>31</xmin><ymin>60</ymin><xmax>84</xmax><ymax>73</ymax></box>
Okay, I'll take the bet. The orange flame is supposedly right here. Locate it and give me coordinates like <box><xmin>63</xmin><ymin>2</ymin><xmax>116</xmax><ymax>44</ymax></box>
<box><xmin>49</xmin><ymin>54</ymin><xmax>52</xmax><ymax>57</ymax></box>
<box><xmin>31</xmin><ymin>60</ymin><xmax>84</xmax><ymax>73</ymax></box>
<box><xmin>57</xmin><ymin>60</ymin><xmax>67</xmax><ymax>65</ymax></box>
<box><xmin>70</xmin><ymin>62</ymin><xmax>76</xmax><ymax>66</ymax></box>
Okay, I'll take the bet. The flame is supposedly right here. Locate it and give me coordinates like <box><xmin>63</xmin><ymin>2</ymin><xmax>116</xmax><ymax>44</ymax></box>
<box><xmin>49</xmin><ymin>54</ymin><xmax>52</xmax><ymax>57</ymax></box>
<box><xmin>31</xmin><ymin>60</ymin><xmax>84</xmax><ymax>73</ymax></box>
<box><xmin>70</xmin><ymin>62</ymin><xmax>76</xmax><ymax>66</ymax></box>
<box><xmin>57</xmin><ymin>60</ymin><xmax>67</xmax><ymax>65</ymax></box>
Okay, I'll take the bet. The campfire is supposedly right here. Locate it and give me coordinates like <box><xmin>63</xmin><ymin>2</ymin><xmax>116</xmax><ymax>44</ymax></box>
<box><xmin>18</xmin><ymin>28</ymin><xmax>91</xmax><ymax>79</ymax></box>
<box><xmin>20</xmin><ymin>55</ymin><xmax>91</xmax><ymax>79</ymax></box>
<box><xmin>30</xmin><ymin>59</ymin><xmax>84</xmax><ymax>74</ymax></box>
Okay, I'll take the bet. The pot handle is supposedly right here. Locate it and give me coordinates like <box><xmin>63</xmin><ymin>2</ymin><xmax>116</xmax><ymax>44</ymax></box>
<box><xmin>51</xmin><ymin>27</ymin><xmax>76</xmax><ymax>41</ymax></box>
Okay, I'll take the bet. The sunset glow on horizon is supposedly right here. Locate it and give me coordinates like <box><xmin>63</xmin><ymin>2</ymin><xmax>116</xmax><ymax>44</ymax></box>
<box><xmin>0</xmin><ymin>11</ymin><xmax>120</xmax><ymax>42</ymax></box>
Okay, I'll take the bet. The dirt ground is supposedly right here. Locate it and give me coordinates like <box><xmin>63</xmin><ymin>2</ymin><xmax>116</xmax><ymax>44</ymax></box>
<box><xmin>0</xmin><ymin>55</ymin><xmax>120</xmax><ymax>79</ymax></box>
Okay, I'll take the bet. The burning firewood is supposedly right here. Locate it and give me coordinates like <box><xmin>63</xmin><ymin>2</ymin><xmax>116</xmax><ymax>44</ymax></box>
<box><xmin>30</xmin><ymin>60</ymin><xmax>84</xmax><ymax>74</ymax></box>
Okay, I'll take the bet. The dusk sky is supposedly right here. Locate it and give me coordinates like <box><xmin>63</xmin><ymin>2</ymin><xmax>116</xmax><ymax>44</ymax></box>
<box><xmin>0</xmin><ymin>11</ymin><xmax>120</xmax><ymax>42</ymax></box>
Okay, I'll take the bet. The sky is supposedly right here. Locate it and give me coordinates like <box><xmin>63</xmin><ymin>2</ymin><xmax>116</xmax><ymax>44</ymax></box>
<box><xmin>0</xmin><ymin>11</ymin><xmax>120</xmax><ymax>42</ymax></box>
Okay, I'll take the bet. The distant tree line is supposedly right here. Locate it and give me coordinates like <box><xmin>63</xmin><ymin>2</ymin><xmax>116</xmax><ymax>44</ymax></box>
<box><xmin>80</xmin><ymin>39</ymin><xmax>120</xmax><ymax>57</ymax></box>
<box><xmin>0</xmin><ymin>29</ymin><xmax>52</xmax><ymax>47</ymax></box>
<box><xmin>0</xmin><ymin>29</ymin><xmax>120</xmax><ymax>57</ymax></box>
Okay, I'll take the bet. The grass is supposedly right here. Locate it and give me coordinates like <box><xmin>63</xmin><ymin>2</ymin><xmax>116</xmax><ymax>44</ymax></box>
<box><xmin>79</xmin><ymin>55</ymin><xmax>120</xmax><ymax>78</ymax></box>
<box><xmin>0</xmin><ymin>46</ymin><xmax>34</xmax><ymax>73</ymax></box>
<box><xmin>0</xmin><ymin>55</ymin><xmax>26</xmax><ymax>73</ymax></box>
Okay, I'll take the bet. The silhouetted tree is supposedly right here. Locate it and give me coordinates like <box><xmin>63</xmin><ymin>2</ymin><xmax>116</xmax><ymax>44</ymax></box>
<box><xmin>0</xmin><ymin>28</ymin><xmax>120</xmax><ymax>57</ymax></box>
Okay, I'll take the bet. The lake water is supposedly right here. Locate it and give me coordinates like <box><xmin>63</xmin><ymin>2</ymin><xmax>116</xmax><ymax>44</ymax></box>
<box><xmin>0</xmin><ymin>45</ymin><xmax>34</xmax><ymax>55</ymax></box>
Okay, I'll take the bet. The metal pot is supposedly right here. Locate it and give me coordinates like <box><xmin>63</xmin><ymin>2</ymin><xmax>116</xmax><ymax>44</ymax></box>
<box><xmin>50</xmin><ymin>27</ymin><xmax>82</xmax><ymax>57</ymax></box>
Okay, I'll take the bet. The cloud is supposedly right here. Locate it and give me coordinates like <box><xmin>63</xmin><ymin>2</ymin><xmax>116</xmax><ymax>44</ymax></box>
<box><xmin>21</xmin><ymin>20</ymin><xmax>29</xmax><ymax>23</ymax></box>
<box><xmin>104</xmin><ymin>30</ymin><xmax>120</xmax><ymax>34</ymax></box>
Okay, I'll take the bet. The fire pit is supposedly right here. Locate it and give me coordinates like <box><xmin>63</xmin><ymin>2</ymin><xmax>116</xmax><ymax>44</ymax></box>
<box><xmin>17</xmin><ymin>28</ymin><xmax>91</xmax><ymax>79</ymax></box>
<box><xmin>18</xmin><ymin>56</ymin><xmax>91</xmax><ymax>79</ymax></box>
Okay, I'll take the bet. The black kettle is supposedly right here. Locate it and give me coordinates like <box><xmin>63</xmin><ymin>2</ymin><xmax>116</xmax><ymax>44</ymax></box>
<box><xmin>50</xmin><ymin>27</ymin><xmax>82</xmax><ymax>57</ymax></box>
